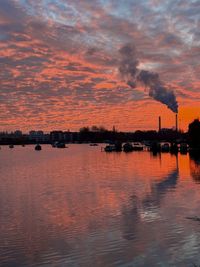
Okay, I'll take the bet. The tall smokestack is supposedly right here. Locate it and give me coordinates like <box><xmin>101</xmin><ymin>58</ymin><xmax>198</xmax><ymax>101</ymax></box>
<box><xmin>159</xmin><ymin>116</ymin><xmax>161</xmax><ymax>132</ymax></box>
<box><xmin>175</xmin><ymin>114</ymin><xmax>178</xmax><ymax>132</ymax></box>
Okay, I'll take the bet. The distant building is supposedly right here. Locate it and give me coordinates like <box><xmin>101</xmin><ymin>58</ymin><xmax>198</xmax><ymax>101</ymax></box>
<box><xmin>14</xmin><ymin>130</ymin><xmax>23</xmax><ymax>137</ymax></box>
<box><xmin>43</xmin><ymin>134</ymin><xmax>50</xmax><ymax>142</ymax></box>
<box><xmin>50</xmin><ymin>131</ymin><xmax>64</xmax><ymax>142</ymax></box>
<box><xmin>63</xmin><ymin>131</ymin><xmax>74</xmax><ymax>142</ymax></box>
<box><xmin>29</xmin><ymin>131</ymin><xmax>44</xmax><ymax>142</ymax></box>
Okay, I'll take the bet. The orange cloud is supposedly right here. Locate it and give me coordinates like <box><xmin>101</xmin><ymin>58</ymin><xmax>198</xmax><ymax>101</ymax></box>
<box><xmin>0</xmin><ymin>0</ymin><xmax>199</xmax><ymax>132</ymax></box>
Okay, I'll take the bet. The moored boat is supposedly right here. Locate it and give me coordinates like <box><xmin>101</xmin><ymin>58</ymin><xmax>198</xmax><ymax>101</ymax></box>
<box><xmin>35</xmin><ymin>144</ymin><xmax>42</xmax><ymax>151</ymax></box>
<box><xmin>52</xmin><ymin>142</ymin><xmax>66</xmax><ymax>148</ymax></box>
<box><xmin>161</xmin><ymin>143</ymin><xmax>170</xmax><ymax>152</ymax></box>
<box><xmin>123</xmin><ymin>143</ymin><xmax>134</xmax><ymax>152</ymax></box>
<box><xmin>150</xmin><ymin>142</ymin><xmax>161</xmax><ymax>153</ymax></box>
<box><xmin>104</xmin><ymin>144</ymin><xmax>116</xmax><ymax>152</ymax></box>
<box><xmin>179</xmin><ymin>143</ymin><xmax>188</xmax><ymax>154</ymax></box>
<box><xmin>170</xmin><ymin>142</ymin><xmax>178</xmax><ymax>154</ymax></box>
<box><xmin>56</xmin><ymin>142</ymin><xmax>66</xmax><ymax>148</ymax></box>
<box><xmin>132</xmin><ymin>142</ymin><xmax>143</xmax><ymax>151</ymax></box>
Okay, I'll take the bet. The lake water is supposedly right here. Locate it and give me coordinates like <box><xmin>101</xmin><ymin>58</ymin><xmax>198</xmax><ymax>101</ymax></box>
<box><xmin>0</xmin><ymin>144</ymin><xmax>200</xmax><ymax>267</ymax></box>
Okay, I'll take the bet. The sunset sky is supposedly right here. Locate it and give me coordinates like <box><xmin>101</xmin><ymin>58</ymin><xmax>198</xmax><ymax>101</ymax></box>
<box><xmin>0</xmin><ymin>0</ymin><xmax>200</xmax><ymax>132</ymax></box>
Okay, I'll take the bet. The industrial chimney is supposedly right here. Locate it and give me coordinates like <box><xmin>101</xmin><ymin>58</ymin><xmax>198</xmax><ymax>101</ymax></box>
<box><xmin>175</xmin><ymin>114</ymin><xmax>178</xmax><ymax>132</ymax></box>
<box><xmin>159</xmin><ymin>116</ymin><xmax>161</xmax><ymax>132</ymax></box>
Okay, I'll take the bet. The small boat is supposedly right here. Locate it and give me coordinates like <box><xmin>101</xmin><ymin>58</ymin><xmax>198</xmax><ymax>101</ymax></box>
<box><xmin>170</xmin><ymin>142</ymin><xmax>178</xmax><ymax>154</ymax></box>
<box><xmin>90</xmin><ymin>143</ymin><xmax>98</xmax><ymax>146</ymax></box>
<box><xmin>123</xmin><ymin>143</ymin><xmax>134</xmax><ymax>152</ymax></box>
<box><xmin>52</xmin><ymin>141</ymin><xmax>58</xmax><ymax>147</ymax></box>
<box><xmin>56</xmin><ymin>142</ymin><xmax>66</xmax><ymax>148</ymax></box>
<box><xmin>150</xmin><ymin>142</ymin><xmax>161</xmax><ymax>153</ymax></box>
<box><xmin>104</xmin><ymin>145</ymin><xmax>116</xmax><ymax>152</ymax></box>
<box><xmin>52</xmin><ymin>142</ymin><xmax>66</xmax><ymax>148</ymax></box>
<box><xmin>115</xmin><ymin>141</ymin><xmax>122</xmax><ymax>152</ymax></box>
<box><xmin>179</xmin><ymin>143</ymin><xmax>188</xmax><ymax>154</ymax></box>
<box><xmin>161</xmin><ymin>143</ymin><xmax>170</xmax><ymax>152</ymax></box>
<box><xmin>9</xmin><ymin>144</ymin><xmax>14</xmax><ymax>149</ymax></box>
<box><xmin>35</xmin><ymin>144</ymin><xmax>42</xmax><ymax>151</ymax></box>
<box><xmin>132</xmin><ymin>143</ymin><xmax>143</xmax><ymax>151</ymax></box>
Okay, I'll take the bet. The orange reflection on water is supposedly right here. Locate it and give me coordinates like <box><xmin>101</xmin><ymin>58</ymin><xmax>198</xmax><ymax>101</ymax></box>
<box><xmin>178</xmin><ymin>153</ymin><xmax>191</xmax><ymax>178</ymax></box>
<box><xmin>1</xmin><ymin>146</ymin><xmax>200</xmax><ymax>267</ymax></box>
<box><xmin>40</xmin><ymin>149</ymin><xmax>179</xmax><ymax>233</ymax></box>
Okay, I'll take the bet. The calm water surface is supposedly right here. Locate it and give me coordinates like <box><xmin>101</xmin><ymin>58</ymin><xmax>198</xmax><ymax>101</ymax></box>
<box><xmin>1</xmin><ymin>144</ymin><xmax>200</xmax><ymax>267</ymax></box>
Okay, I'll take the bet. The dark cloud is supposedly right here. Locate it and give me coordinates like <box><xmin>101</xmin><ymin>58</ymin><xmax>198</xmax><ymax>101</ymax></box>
<box><xmin>119</xmin><ymin>44</ymin><xmax>178</xmax><ymax>112</ymax></box>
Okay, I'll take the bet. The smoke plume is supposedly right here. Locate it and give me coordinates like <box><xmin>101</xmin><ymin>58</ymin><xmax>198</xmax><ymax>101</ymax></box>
<box><xmin>119</xmin><ymin>44</ymin><xmax>178</xmax><ymax>113</ymax></box>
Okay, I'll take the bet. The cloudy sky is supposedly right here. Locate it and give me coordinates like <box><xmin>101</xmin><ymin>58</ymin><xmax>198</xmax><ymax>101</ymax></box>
<box><xmin>0</xmin><ymin>0</ymin><xmax>200</xmax><ymax>132</ymax></box>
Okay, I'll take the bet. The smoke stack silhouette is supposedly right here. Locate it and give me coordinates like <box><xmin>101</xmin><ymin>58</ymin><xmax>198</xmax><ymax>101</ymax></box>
<box><xmin>119</xmin><ymin>44</ymin><xmax>178</xmax><ymax>113</ymax></box>
<box><xmin>159</xmin><ymin>116</ymin><xmax>161</xmax><ymax>132</ymax></box>
<box><xmin>175</xmin><ymin>114</ymin><xmax>178</xmax><ymax>131</ymax></box>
